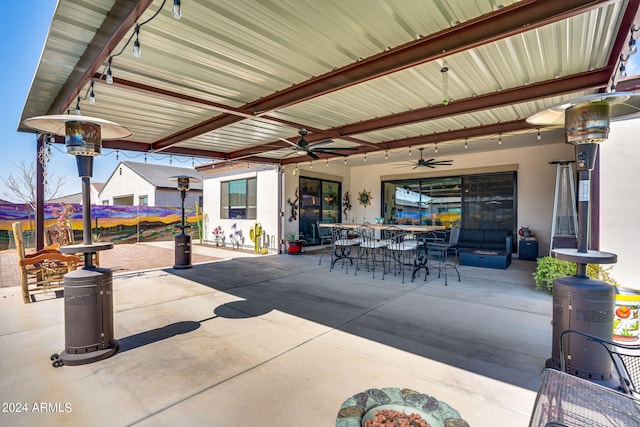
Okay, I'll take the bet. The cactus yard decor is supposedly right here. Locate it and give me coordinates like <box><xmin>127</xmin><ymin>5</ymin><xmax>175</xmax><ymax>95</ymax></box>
<box><xmin>249</xmin><ymin>222</ymin><xmax>270</xmax><ymax>254</ymax></box>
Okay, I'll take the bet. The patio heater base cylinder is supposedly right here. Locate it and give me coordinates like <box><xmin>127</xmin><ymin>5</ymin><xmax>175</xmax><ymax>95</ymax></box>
<box><xmin>174</xmin><ymin>233</ymin><xmax>192</xmax><ymax>269</ymax></box>
<box><xmin>549</xmin><ymin>275</ymin><xmax>615</xmax><ymax>387</ymax></box>
<box><xmin>58</xmin><ymin>267</ymin><xmax>118</xmax><ymax>366</ymax></box>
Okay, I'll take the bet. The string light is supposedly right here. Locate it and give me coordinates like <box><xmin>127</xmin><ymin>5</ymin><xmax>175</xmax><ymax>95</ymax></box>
<box><xmin>74</xmin><ymin>97</ymin><xmax>81</xmax><ymax>115</ymax></box>
<box><xmin>172</xmin><ymin>0</ymin><xmax>182</xmax><ymax>19</ymax></box>
<box><xmin>537</xmin><ymin>129</ymin><xmax>541</xmax><ymax>141</ymax></box>
<box><xmin>132</xmin><ymin>24</ymin><xmax>141</xmax><ymax>57</ymax></box>
<box><xmin>630</xmin><ymin>25</ymin><xmax>639</xmax><ymax>55</ymax></box>
<box><xmin>88</xmin><ymin>80</ymin><xmax>96</xmax><ymax>104</ymax></box>
<box><xmin>105</xmin><ymin>57</ymin><xmax>114</xmax><ymax>84</ymax></box>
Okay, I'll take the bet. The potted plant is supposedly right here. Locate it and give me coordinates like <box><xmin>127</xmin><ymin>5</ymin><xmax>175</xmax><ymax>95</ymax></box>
<box><xmin>286</xmin><ymin>231</ymin><xmax>304</xmax><ymax>254</ymax></box>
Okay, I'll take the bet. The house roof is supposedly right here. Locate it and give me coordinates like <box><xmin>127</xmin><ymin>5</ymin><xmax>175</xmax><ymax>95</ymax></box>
<box><xmin>47</xmin><ymin>193</ymin><xmax>83</xmax><ymax>204</ymax></box>
<box><xmin>17</xmin><ymin>1</ymin><xmax>640</xmax><ymax>165</ymax></box>
<box><xmin>116</xmin><ymin>161</ymin><xmax>203</xmax><ymax>190</ymax></box>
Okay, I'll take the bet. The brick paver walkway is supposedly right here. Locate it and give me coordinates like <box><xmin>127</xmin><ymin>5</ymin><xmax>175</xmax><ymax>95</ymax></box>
<box><xmin>0</xmin><ymin>243</ymin><xmax>220</xmax><ymax>288</ymax></box>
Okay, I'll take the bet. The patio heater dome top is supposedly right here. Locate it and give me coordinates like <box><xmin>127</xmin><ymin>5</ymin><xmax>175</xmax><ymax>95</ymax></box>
<box><xmin>527</xmin><ymin>92</ymin><xmax>640</xmax><ymax>127</ymax></box>
<box><xmin>22</xmin><ymin>114</ymin><xmax>132</xmax><ymax>139</ymax></box>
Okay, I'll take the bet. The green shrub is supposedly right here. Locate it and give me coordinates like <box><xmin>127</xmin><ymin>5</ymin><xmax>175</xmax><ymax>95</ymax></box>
<box><xmin>533</xmin><ymin>256</ymin><xmax>618</xmax><ymax>293</ymax></box>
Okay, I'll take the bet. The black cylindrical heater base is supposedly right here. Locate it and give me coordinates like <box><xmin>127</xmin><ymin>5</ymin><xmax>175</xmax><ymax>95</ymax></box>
<box><xmin>174</xmin><ymin>233</ymin><xmax>192</xmax><ymax>269</ymax></box>
<box><xmin>549</xmin><ymin>275</ymin><xmax>615</xmax><ymax>387</ymax></box>
<box><xmin>59</xmin><ymin>267</ymin><xmax>118</xmax><ymax>366</ymax></box>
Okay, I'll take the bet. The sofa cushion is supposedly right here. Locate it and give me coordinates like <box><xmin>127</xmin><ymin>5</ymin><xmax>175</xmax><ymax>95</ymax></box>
<box><xmin>459</xmin><ymin>229</ymin><xmax>484</xmax><ymax>244</ymax></box>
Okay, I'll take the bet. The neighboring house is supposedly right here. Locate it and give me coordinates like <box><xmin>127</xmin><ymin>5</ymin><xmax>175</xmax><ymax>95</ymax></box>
<box><xmin>98</xmin><ymin>161</ymin><xmax>203</xmax><ymax>208</ymax></box>
<box><xmin>47</xmin><ymin>182</ymin><xmax>104</xmax><ymax>205</ymax></box>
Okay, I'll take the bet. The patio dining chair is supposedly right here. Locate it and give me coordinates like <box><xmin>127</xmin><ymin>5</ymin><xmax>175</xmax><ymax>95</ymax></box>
<box><xmin>353</xmin><ymin>225</ymin><xmax>387</xmax><ymax>279</ymax></box>
<box><xmin>426</xmin><ymin>227</ymin><xmax>460</xmax><ymax>285</ymax></box>
<box><xmin>316</xmin><ymin>220</ymin><xmax>333</xmax><ymax>266</ymax></box>
<box><xmin>329</xmin><ymin>227</ymin><xmax>360</xmax><ymax>274</ymax></box>
<box><xmin>560</xmin><ymin>329</ymin><xmax>640</xmax><ymax>396</ymax></box>
<box><xmin>382</xmin><ymin>228</ymin><xmax>418</xmax><ymax>284</ymax></box>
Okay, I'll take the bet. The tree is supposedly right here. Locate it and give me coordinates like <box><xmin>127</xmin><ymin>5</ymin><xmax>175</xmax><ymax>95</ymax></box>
<box><xmin>2</xmin><ymin>159</ymin><xmax>66</xmax><ymax>206</ymax></box>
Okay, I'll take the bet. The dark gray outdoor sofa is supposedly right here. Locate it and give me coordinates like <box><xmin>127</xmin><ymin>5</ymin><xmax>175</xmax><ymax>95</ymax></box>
<box><xmin>457</xmin><ymin>229</ymin><xmax>512</xmax><ymax>269</ymax></box>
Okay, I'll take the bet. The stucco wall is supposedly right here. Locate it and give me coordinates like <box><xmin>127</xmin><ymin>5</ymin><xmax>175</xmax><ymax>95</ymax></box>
<box><xmin>201</xmin><ymin>165</ymin><xmax>280</xmax><ymax>252</ymax></box>
<box><xmin>600</xmin><ymin>119</ymin><xmax>640</xmax><ymax>287</ymax></box>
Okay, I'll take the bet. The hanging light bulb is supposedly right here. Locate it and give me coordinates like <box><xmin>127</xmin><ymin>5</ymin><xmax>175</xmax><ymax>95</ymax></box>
<box><xmin>172</xmin><ymin>0</ymin><xmax>182</xmax><ymax>19</ymax></box>
<box><xmin>630</xmin><ymin>26</ymin><xmax>638</xmax><ymax>54</ymax></box>
<box><xmin>363</xmin><ymin>153</ymin><xmax>367</xmax><ymax>162</ymax></box>
<box><xmin>464</xmin><ymin>139</ymin><xmax>468</xmax><ymax>149</ymax></box>
<box><xmin>537</xmin><ymin>129</ymin><xmax>541</xmax><ymax>141</ymax></box>
<box><xmin>498</xmin><ymin>134</ymin><xmax>502</xmax><ymax>145</ymax></box>
<box><xmin>620</xmin><ymin>63</ymin><xmax>627</xmax><ymax>79</ymax></box>
<box><xmin>293</xmin><ymin>164</ymin><xmax>298</xmax><ymax>177</ymax></box>
<box><xmin>88</xmin><ymin>80</ymin><xmax>96</xmax><ymax>104</ymax></box>
<box><xmin>434</xmin><ymin>143</ymin><xmax>438</xmax><ymax>153</ymax></box>
<box><xmin>385</xmin><ymin>150</ymin><xmax>388</xmax><ymax>160</ymax></box>
<box><xmin>326</xmin><ymin>159</ymin><xmax>329</xmax><ymax>166</ymax></box>
<box><xmin>191</xmin><ymin>157</ymin><xmax>195</xmax><ymax>166</ymax></box>
<box><xmin>309</xmin><ymin>161</ymin><xmax>313</xmax><ymax>169</ymax></box>
<box><xmin>408</xmin><ymin>147</ymin><xmax>412</xmax><ymax>156</ymax></box>
<box><xmin>105</xmin><ymin>57</ymin><xmax>114</xmax><ymax>84</ymax></box>
<box><xmin>74</xmin><ymin>97</ymin><xmax>81</xmax><ymax>115</ymax></box>
<box><xmin>344</xmin><ymin>157</ymin><xmax>347</xmax><ymax>165</ymax></box>
<box><xmin>132</xmin><ymin>25</ymin><xmax>141</xmax><ymax>57</ymax></box>
<box><xmin>169</xmin><ymin>155</ymin><xmax>173</xmax><ymax>165</ymax></box>
<box><xmin>116</xmin><ymin>150</ymin><xmax>120</xmax><ymax>161</ymax></box>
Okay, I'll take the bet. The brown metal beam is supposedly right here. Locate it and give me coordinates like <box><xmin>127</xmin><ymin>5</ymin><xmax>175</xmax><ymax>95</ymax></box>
<box><xmin>335</xmin><ymin>68</ymin><xmax>613</xmax><ymax>136</ymax></box>
<box><xmin>151</xmin><ymin>0</ymin><xmax>610</xmax><ymax>152</ymax></box>
<box><xmin>50</xmin><ymin>0</ymin><xmax>154</xmax><ymax>115</ymax></box>
<box><xmin>278</xmin><ymin>119</ymin><xmax>538</xmax><ymax>165</ymax></box>
<box><xmin>233</xmin><ymin>68</ymin><xmax>610</xmax><ymax>160</ymax></box>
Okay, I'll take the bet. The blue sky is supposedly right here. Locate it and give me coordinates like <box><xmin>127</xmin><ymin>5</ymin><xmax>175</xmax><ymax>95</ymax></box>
<box><xmin>2</xmin><ymin>2</ymin><xmax>639</xmax><ymax>202</ymax></box>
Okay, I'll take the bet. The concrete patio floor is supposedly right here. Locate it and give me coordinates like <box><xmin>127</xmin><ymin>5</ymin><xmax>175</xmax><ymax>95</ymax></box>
<box><xmin>0</xmin><ymin>241</ymin><xmax>551</xmax><ymax>426</ymax></box>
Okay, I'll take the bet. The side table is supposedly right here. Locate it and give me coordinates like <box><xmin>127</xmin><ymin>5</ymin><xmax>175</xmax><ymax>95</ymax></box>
<box><xmin>519</xmin><ymin>239</ymin><xmax>538</xmax><ymax>260</ymax></box>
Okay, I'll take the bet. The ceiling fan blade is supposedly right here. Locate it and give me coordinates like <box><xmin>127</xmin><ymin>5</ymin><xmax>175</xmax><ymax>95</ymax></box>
<box><xmin>308</xmin><ymin>139</ymin><xmax>334</xmax><ymax>148</ymax></box>
<box><xmin>308</xmin><ymin>151</ymin><xmax>320</xmax><ymax>160</ymax></box>
<box><xmin>312</xmin><ymin>149</ymin><xmax>353</xmax><ymax>157</ymax></box>
<box><xmin>278</xmin><ymin>137</ymin><xmax>299</xmax><ymax>148</ymax></box>
<box><xmin>412</xmin><ymin>165</ymin><xmax>420</xmax><ymax>169</ymax></box>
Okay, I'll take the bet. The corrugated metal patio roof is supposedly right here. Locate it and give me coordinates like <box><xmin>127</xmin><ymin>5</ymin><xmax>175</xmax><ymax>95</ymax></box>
<box><xmin>18</xmin><ymin>0</ymin><xmax>640</xmax><ymax>165</ymax></box>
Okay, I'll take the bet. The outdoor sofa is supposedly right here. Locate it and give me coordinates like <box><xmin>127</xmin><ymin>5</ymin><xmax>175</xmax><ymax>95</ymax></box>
<box><xmin>457</xmin><ymin>228</ymin><xmax>512</xmax><ymax>269</ymax></box>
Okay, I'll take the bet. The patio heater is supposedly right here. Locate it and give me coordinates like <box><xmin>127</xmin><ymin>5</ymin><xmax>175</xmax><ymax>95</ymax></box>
<box><xmin>528</xmin><ymin>92</ymin><xmax>640</xmax><ymax>385</ymax></box>
<box><xmin>23</xmin><ymin>114</ymin><xmax>131</xmax><ymax>366</ymax></box>
<box><xmin>168</xmin><ymin>175</ymin><xmax>200</xmax><ymax>269</ymax></box>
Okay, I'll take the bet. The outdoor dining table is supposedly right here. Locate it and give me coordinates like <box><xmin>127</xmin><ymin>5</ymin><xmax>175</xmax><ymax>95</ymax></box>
<box><xmin>529</xmin><ymin>368</ymin><xmax>640</xmax><ymax>426</ymax></box>
<box><xmin>319</xmin><ymin>223</ymin><xmax>446</xmax><ymax>280</ymax></box>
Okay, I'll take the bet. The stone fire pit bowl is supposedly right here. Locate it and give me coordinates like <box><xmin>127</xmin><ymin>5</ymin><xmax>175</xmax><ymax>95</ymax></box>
<box><xmin>336</xmin><ymin>387</ymin><xmax>469</xmax><ymax>427</ymax></box>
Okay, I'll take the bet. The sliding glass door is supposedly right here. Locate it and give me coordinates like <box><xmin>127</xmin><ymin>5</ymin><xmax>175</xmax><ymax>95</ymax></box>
<box><xmin>299</xmin><ymin>177</ymin><xmax>341</xmax><ymax>244</ymax></box>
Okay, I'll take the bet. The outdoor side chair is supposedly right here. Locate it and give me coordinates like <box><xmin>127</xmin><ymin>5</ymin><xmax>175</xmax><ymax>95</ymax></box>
<box><xmin>560</xmin><ymin>329</ymin><xmax>640</xmax><ymax>396</ymax></box>
<box><xmin>353</xmin><ymin>225</ymin><xmax>387</xmax><ymax>279</ymax></box>
<box><xmin>316</xmin><ymin>220</ymin><xmax>333</xmax><ymax>266</ymax></box>
<box><xmin>329</xmin><ymin>227</ymin><xmax>360</xmax><ymax>274</ymax></box>
<box><xmin>382</xmin><ymin>228</ymin><xmax>418</xmax><ymax>284</ymax></box>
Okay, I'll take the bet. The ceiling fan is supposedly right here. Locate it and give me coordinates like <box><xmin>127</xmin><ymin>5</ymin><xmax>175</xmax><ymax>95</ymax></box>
<box><xmin>278</xmin><ymin>129</ymin><xmax>358</xmax><ymax>160</ymax></box>
<box><xmin>410</xmin><ymin>148</ymin><xmax>453</xmax><ymax>169</ymax></box>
